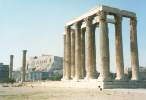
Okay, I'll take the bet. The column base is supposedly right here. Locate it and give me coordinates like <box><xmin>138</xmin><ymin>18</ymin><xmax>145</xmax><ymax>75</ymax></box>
<box><xmin>131</xmin><ymin>77</ymin><xmax>142</xmax><ymax>82</ymax></box>
<box><xmin>115</xmin><ymin>76</ymin><xmax>125</xmax><ymax>81</ymax></box>
<box><xmin>73</xmin><ymin>76</ymin><xmax>83</xmax><ymax>81</ymax></box>
<box><xmin>71</xmin><ymin>76</ymin><xmax>75</xmax><ymax>79</ymax></box>
<box><xmin>65</xmin><ymin>76</ymin><xmax>71</xmax><ymax>80</ymax></box>
<box><xmin>61</xmin><ymin>77</ymin><xmax>65</xmax><ymax>81</ymax></box>
<box><xmin>84</xmin><ymin>76</ymin><xmax>95</xmax><ymax>80</ymax></box>
<box><xmin>97</xmin><ymin>76</ymin><xmax>111</xmax><ymax>82</ymax></box>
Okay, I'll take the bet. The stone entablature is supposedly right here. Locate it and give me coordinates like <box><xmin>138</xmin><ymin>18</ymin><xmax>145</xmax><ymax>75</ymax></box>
<box><xmin>66</xmin><ymin>5</ymin><xmax>136</xmax><ymax>26</ymax></box>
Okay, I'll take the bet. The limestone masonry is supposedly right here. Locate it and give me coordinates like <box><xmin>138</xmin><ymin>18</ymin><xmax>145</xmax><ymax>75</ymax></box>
<box><xmin>62</xmin><ymin>5</ymin><xmax>146</xmax><ymax>88</ymax></box>
<box><xmin>26</xmin><ymin>54</ymin><xmax>63</xmax><ymax>73</ymax></box>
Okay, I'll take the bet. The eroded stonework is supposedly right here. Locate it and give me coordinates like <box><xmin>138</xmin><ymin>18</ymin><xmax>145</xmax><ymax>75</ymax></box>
<box><xmin>62</xmin><ymin>5</ymin><xmax>145</xmax><ymax>88</ymax></box>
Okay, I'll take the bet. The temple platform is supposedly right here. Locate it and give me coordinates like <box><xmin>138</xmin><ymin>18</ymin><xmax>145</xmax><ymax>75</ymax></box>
<box><xmin>31</xmin><ymin>80</ymin><xmax>146</xmax><ymax>89</ymax></box>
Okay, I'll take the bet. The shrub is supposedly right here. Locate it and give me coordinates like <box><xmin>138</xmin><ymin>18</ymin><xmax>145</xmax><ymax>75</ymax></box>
<box><xmin>54</xmin><ymin>75</ymin><xmax>63</xmax><ymax>81</ymax></box>
<box><xmin>125</xmin><ymin>71</ymin><xmax>132</xmax><ymax>80</ymax></box>
<box><xmin>2</xmin><ymin>78</ymin><xmax>15</xmax><ymax>84</ymax></box>
<box><xmin>41</xmin><ymin>77</ymin><xmax>47</xmax><ymax>80</ymax></box>
<box><xmin>49</xmin><ymin>77</ymin><xmax>54</xmax><ymax>81</ymax></box>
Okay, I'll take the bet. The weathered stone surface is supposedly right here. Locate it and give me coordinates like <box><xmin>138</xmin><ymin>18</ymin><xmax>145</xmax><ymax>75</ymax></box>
<box><xmin>62</xmin><ymin>34</ymin><xmax>66</xmax><ymax>80</ymax></box>
<box><xmin>97</xmin><ymin>11</ymin><xmax>111</xmax><ymax>82</ymax></box>
<box><xmin>73</xmin><ymin>21</ymin><xmax>82</xmax><ymax>80</ymax></box>
<box><xmin>71</xmin><ymin>29</ymin><xmax>75</xmax><ymax>78</ymax></box>
<box><xmin>130</xmin><ymin>18</ymin><xmax>141</xmax><ymax>81</ymax></box>
<box><xmin>81</xmin><ymin>28</ymin><xmax>86</xmax><ymax>78</ymax></box>
<box><xmin>9</xmin><ymin>55</ymin><xmax>14</xmax><ymax>79</ymax></box>
<box><xmin>63</xmin><ymin>5</ymin><xmax>141</xmax><ymax>88</ymax></box>
<box><xmin>114</xmin><ymin>14</ymin><xmax>125</xmax><ymax>80</ymax></box>
<box><xmin>22</xmin><ymin>50</ymin><xmax>27</xmax><ymax>82</ymax></box>
<box><xmin>65</xmin><ymin>26</ymin><xmax>71</xmax><ymax>80</ymax></box>
<box><xmin>84</xmin><ymin>16</ymin><xmax>94</xmax><ymax>80</ymax></box>
<box><xmin>66</xmin><ymin>5</ymin><xmax>135</xmax><ymax>26</ymax></box>
<box><xmin>92</xmin><ymin>25</ymin><xmax>97</xmax><ymax>78</ymax></box>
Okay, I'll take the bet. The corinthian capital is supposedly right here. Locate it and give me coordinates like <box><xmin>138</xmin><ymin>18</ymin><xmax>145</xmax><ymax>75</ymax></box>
<box><xmin>23</xmin><ymin>50</ymin><xmax>27</xmax><ymax>53</ymax></box>
<box><xmin>114</xmin><ymin>14</ymin><xmax>123</xmax><ymax>24</ymax></box>
<box><xmin>74</xmin><ymin>21</ymin><xmax>82</xmax><ymax>29</ymax></box>
<box><xmin>97</xmin><ymin>11</ymin><xmax>108</xmax><ymax>20</ymax></box>
<box><xmin>63</xmin><ymin>34</ymin><xmax>66</xmax><ymax>40</ymax></box>
<box><xmin>129</xmin><ymin>17</ymin><xmax>137</xmax><ymax>26</ymax></box>
<box><xmin>10</xmin><ymin>55</ymin><xmax>14</xmax><ymax>58</ymax></box>
<box><xmin>84</xmin><ymin>16</ymin><xmax>93</xmax><ymax>26</ymax></box>
<box><xmin>64</xmin><ymin>26</ymin><xmax>71</xmax><ymax>33</ymax></box>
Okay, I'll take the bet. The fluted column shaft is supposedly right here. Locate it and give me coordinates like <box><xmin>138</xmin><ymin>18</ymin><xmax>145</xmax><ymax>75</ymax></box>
<box><xmin>84</xmin><ymin>16</ymin><xmax>94</xmax><ymax>80</ymax></box>
<box><xmin>81</xmin><ymin>28</ymin><xmax>86</xmax><ymax>78</ymax></box>
<box><xmin>22</xmin><ymin>50</ymin><xmax>27</xmax><ymax>82</ymax></box>
<box><xmin>114</xmin><ymin>14</ymin><xmax>125</xmax><ymax>80</ymax></box>
<box><xmin>92</xmin><ymin>25</ymin><xmax>97</xmax><ymax>78</ymax></box>
<box><xmin>9</xmin><ymin>55</ymin><xmax>14</xmax><ymax>79</ymax></box>
<box><xmin>74</xmin><ymin>21</ymin><xmax>82</xmax><ymax>80</ymax></box>
<box><xmin>62</xmin><ymin>34</ymin><xmax>66</xmax><ymax>80</ymax></box>
<box><xmin>71</xmin><ymin>30</ymin><xmax>75</xmax><ymax>78</ymax></box>
<box><xmin>65</xmin><ymin>26</ymin><xmax>71</xmax><ymax>80</ymax></box>
<box><xmin>97</xmin><ymin>11</ymin><xmax>111</xmax><ymax>81</ymax></box>
<box><xmin>130</xmin><ymin>18</ymin><xmax>141</xmax><ymax>81</ymax></box>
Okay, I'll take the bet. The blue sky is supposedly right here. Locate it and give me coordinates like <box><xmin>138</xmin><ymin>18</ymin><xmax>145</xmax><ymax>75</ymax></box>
<box><xmin>0</xmin><ymin>0</ymin><xmax>146</xmax><ymax>72</ymax></box>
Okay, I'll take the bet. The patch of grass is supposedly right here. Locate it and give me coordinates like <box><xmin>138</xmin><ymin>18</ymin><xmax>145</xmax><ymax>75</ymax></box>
<box><xmin>0</xmin><ymin>91</ymin><xmax>5</xmax><ymax>93</ymax></box>
<box><xmin>0</xmin><ymin>92</ymin><xmax>44</xmax><ymax>99</ymax></box>
<box><xmin>20</xmin><ymin>94</ymin><xmax>29</xmax><ymax>99</ymax></box>
<box><xmin>107</xmin><ymin>93</ymin><xmax>110</xmax><ymax>95</ymax></box>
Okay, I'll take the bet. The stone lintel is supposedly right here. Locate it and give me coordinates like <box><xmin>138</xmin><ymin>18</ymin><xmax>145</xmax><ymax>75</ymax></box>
<box><xmin>66</xmin><ymin>5</ymin><xmax>136</xmax><ymax>26</ymax></box>
<box><xmin>81</xmin><ymin>18</ymin><xmax>114</xmax><ymax>29</ymax></box>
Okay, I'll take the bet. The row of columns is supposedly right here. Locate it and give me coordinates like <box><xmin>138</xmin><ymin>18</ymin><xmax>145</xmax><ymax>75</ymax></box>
<box><xmin>63</xmin><ymin>11</ymin><xmax>141</xmax><ymax>81</ymax></box>
<box><xmin>9</xmin><ymin>50</ymin><xmax>27</xmax><ymax>82</ymax></box>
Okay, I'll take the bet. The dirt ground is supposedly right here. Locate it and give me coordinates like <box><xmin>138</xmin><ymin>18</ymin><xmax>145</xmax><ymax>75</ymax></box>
<box><xmin>0</xmin><ymin>86</ymin><xmax>146</xmax><ymax>100</ymax></box>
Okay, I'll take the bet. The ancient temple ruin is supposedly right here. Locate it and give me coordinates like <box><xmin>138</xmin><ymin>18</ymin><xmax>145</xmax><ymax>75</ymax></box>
<box><xmin>62</xmin><ymin>5</ymin><xmax>146</xmax><ymax>88</ymax></box>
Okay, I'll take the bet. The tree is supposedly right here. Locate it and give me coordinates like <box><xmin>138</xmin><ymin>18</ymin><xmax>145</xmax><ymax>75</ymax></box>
<box><xmin>2</xmin><ymin>78</ymin><xmax>15</xmax><ymax>84</ymax></box>
<box><xmin>49</xmin><ymin>77</ymin><xmax>54</xmax><ymax>81</ymax></box>
<box><xmin>125</xmin><ymin>71</ymin><xmax>132</xmax><ymax>80</ymax></box>
<box><xmin>54</xmin><ymin>75</ymin><xmax>63</xmax><ymax>81</ymax></box>
<box><xmin>110</xmin><ymin>72</ymin><xmax>116</xmax><ymax>79</ymax></box>
<box><xmin>41</xmin><ymin>77</ymin><xmax>47</xmax><ymax>80</ymax></box>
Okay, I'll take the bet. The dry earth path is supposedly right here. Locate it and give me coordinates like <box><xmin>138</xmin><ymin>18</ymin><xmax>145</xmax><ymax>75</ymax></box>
<box><xmin>0</xmin><ymin>86</ymin><xmax>146</xmax><ymax>100</ymax></box>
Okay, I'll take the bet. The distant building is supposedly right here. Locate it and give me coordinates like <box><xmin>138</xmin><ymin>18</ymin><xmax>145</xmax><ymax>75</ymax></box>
<box><xmin>30</xmin><ymin>71</ymin><xmax>42</xmax><ymax>81</ymax></box>
<box><xmin>42</xmin><ymin>71</ymin><xmax>55</xmax><ymax>79</ymax></box>
<box><xmin>12</xmin><ymin>71</ymin><xmax>21</xmax><ymax>82</ymax></box>
<box><xmin>124</xmin><ymin>67</ymin><xmax>146</xmax><ymax>80</ymax></box>
<box><xmin>29</xmin><ymin>70</ymin><xmax>56</xmax><ymax>81</ymax></box>
<box><xmin>26</xmin><ymin>54</ymin><xmax>63</xmax><ymax>72</ymax></box>
<box><xmin>25</xmin><ymin>72</ymin><xmax>30</xmax><ymax>81</ymax></box>
<box><xmin>0</xmin><ymin>63</ymin><xmax>9</xmax><ymax>82</ymax></box>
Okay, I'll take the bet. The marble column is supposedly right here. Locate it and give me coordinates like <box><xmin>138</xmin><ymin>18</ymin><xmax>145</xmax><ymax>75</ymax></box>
<box><xmin>73</xmin><ymin>21</ymin><xmax>82</xmax><ymax>80</ymax></box>
<box><xmin>22</xmin><ymin>50</ymin><xmax>27</xmax><ymax>82</ymax></box>
<box><xmin>84</xmin><ymin>16</ymin><xmax>94</xmax><ymax>80</ymax></box>
<box><xmin>97</xmin><ymin>11</ymin><xmax>111</xmax><ymax>82</ymax></box>
<box><xmin>114</xmin><ymin>14</ymin><xmax>125</xmax><ymax>80</ymax></box>
<box><xmin>9</xmin><ymin>55</ymin><xmax>14</xmax><ymax>79</ymax></box>
<box><xmin>130</xmin><ymin>17</ymin><xmax>141</xmax><ymax>81</ymax></box>
<box><xmin>71</xmin><ymin>30</ymin><xmax>75</xmax><ymax>78</ymax></box>
<box><xmin>62</xmin><ymin>34</ymin><xmax>66</xmax><ymax>80</ymax></box>
<box><xmin>65</xmin><ymin>26</ymin><xmax>71</xmax><ymax>80</ymax></box>
<box><xmin>92</xmin><ymin>24</ymin><xmax>97</xmax><ymax>78</ymax></box>
<box><xmin>81</xmin><ymin>28</ymin><xmax>86</xmax><ymax>78</ymax></box>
